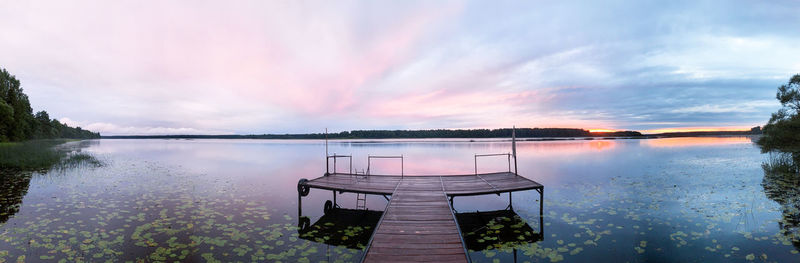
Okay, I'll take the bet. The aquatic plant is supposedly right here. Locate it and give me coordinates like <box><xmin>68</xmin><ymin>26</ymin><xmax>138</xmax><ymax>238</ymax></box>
<box><xmin>0</xmin><ymin>140</ymin><xmax>64</xmax><ymax>171</ymax></box>
<box><xmin>0</xmin><ymin>139</ymin><xmax>101</xmax><ymax>172</ymax></box>
<box><xmin>762</xmin><ymin>151</ymin><xmax>800</xmax><ymax>251</ymax></box>
<box><xmin>762</xmin><ymin>152</ymin><xmax>799</xmax><ymax>176</ymax></box>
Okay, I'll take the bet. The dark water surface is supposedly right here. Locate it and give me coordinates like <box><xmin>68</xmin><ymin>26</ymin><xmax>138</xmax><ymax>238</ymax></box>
<box><xmin>1</xmin><ymin>137</ymin><xmax>798</xmax><ymax>262</ymax></box>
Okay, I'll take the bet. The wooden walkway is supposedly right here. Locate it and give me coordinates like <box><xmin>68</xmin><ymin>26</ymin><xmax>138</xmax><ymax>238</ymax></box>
<box><xmin>300</xmin><ymin>172</ymin><xmax>543</xmax><ymax>263</ymax></box>
<box><xmin>365</xmin><ymin>177</ymin><xmax>467</xmax><ymax>262</ymax></box>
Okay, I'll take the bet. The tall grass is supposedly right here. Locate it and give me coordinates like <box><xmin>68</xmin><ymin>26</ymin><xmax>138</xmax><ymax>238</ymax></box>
<box><xmin>57</xmin><ymin>152</ymin><xmax>102</xmax><ymax>170</ymax></box>
<box><xmin>0</xmin><ymin>139</ymin><xmax>101</xmax><ymax>172</ymax></box>
<box><xmin>762</xmin><ymin>152</ymin><xmax>799</xmax><ymax>176</ymax></box>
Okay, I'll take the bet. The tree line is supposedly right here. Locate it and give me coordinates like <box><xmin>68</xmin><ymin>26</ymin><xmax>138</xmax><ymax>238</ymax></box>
<box><xmin>103</xmin><ymin>128</ymin><xmax>644</xmax><ymax>139</ymax></box>
<box><xmin>757</xmin><ymin>73</ymin><xmax>800</xmax><ymax>174</ymax></box>
<box><xmin>0</xmin><ymin>68</ymin><xmax>100</xmax><ymax>142</ymax></box>
<box><xmin>336</xmin><ymin>128</ymin><xmax>642</xmax><ymax>138</ymax></box>
<box><xmin>759</xmin><ymin>73</ymin><xmax>800</xmax><ymax>153</ymax></box>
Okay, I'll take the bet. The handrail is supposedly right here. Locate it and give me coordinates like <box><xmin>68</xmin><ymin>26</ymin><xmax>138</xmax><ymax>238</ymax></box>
<box><xmin>326</xmin><ymin>154</ymin><xmax>352</xmax><ymax>175</ymax></box>
<box><xmin>367</xmin><ymin>155</ymin><xmax>404</xmax><ymax>177</ymax></box>
<box><xmin>474</xmin><ymin>153</ymin><xmax>512</xmax><ymax>175</ymax></box>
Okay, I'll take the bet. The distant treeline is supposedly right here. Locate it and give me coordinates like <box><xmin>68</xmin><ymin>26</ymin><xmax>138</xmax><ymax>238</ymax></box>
<box><xmin>651</xmin><ymin>126</ymin><xmax>763</xmax><ymax>137</ymax></box>
<box><xmin>0</xmin><ymin>68</ymin><xmax>100</xmax><ymax>142</ymax></box>
<box><xmin>103</xmin><ymin>128</ymin><xmax>643</xmax><ymax>139</ymax></box>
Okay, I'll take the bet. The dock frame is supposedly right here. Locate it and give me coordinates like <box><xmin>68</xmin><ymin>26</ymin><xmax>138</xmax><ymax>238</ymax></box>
<box><xmin>297</xmin><ymin>126</ymin><xmax>543</xmax><ymax>262</ymax></box>
<box><xmin>297</xmin><ymin>171</ymin><xmax>543</xmax><ymax>263</ymax></box>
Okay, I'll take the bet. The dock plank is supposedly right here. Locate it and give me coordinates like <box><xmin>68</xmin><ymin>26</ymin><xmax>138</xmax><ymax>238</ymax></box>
<box><xmin>363</xmin><ymin>179</ymin><xmax>468</xmax><ymax>263</ymax></box>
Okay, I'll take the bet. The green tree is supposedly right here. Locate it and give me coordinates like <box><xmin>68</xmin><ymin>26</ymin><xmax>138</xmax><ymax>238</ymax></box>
<box><xmin>33</xmin><ymin>110</ymin><xmax>57</xmax><ymax>139</ymax></box>
<box><xmin>0</xmin><ymin>101</ymin><xmax>12</xmax><ymax>142</ymax></box>
<box><xmin>758</xmin><ymin>74</ymin><xmax>800</xmax><ymax>171</ymax></box>
<box><xmin>0</xmin><ymin>67</ymin><xmax>100</xmax><ymax>141</ymax></box>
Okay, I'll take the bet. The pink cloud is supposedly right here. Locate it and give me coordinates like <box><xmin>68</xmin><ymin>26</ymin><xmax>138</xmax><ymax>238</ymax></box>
<box><xmin>1</xmin><ymin>1</ymin><xmax>788</xmax><ymax>134</ymax></box>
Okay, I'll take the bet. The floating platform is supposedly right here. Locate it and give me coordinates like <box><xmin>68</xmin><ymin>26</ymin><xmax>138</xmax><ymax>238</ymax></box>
<box><xmin>303</xmin><ymin>172</ymin><xmax>542</xmax><ymax>197</ymax></box>
<box><xmin>297</xmin><ymin>130</ymin><xmax>543</xmax><ymax>262</ymax></box>
<box><xmin>298</xmin><ymin>172</ymin><xmax>543</xmax><ymax>262</ymax></box>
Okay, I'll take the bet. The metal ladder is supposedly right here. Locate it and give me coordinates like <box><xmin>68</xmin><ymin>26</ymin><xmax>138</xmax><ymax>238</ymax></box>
<box><xmin>355</xmin><ymin>169</ymin><xmax>367</xmax><ymax>210</ymax></box>
<box><xmin>356</xmin><ymin>193</ymin><xmax>367</xmax><ymax>210</ymax></box>
<box><xmin>354</xmin><ymin>169</ymin><xmax>366</xmax><ymax>181</ymax></box>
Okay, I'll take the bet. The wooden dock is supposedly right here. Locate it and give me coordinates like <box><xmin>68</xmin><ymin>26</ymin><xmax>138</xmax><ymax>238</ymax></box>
<box><xmin>298</xmin><ymin>172</ymin><xmax>543</xmax><ymax>262</ymax></box>
<box><xmin>366</xmin><ymin>177</ymin><xmax>466</xmax><ymax>262</ymax></box>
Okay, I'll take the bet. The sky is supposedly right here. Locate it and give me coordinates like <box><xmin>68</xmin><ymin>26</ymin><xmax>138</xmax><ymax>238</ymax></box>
<box><xmin>1</xmin><ymin>0</ymin><xmax>799</xmax><ymax>135</ymax></box>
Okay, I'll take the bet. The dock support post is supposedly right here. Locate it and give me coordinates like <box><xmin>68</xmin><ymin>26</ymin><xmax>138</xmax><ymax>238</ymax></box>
<box><xmin>298</xmin><ymin>193</ymin><xmax>302</xmax><ymax>219</ymax></box>
<box><xmin>539</xmin><ymin>187</ymin><xmax>544</xmax><ymax>236</ymax></box>
<box><xmin>508</xmin><ymin>154</ymin><xmax>511</xmax><ymax>173</ymax></box>
<box><xmin>513</xmin><ymin>126</ymin><xmax>518</xmax><ymax>176</ymax></box>
<box><xmin>474</xmin><ymin>155</ymin><xmax>477</xmax><ymax>175</ymax></box>
<box><xmin>325</xmin><ymin>128</ymin><xmax>329</xmax><ymax>176</ymax></box>
<box><xmin>539</xmin><ymin>188</ymin><xmax>543</xmax><ymax>219</ymax></box>
<box><xmin>333</xmin><ymin>191</ymin><xmax>337</xmax><ymax>207</ymax></box>
<box><xmin>507</xmin><ymin>192</ymin><xmax>513</xmax><ymax>210</ymax></box>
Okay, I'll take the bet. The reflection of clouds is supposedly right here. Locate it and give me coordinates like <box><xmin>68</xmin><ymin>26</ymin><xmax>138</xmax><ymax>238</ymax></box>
<box><xmin>514</xmin><ymin>139</ymin><xmax>620</xmax><ymax>155</ymax></box>
<box><xmin>642</xmin><ymin>136</ymin><xmax>752</xmax><ymax>148</ymax></box>
<box><xmin>8</xmin><ymin>138</ymin><xmax>788</xmax><ymax>261</ymax></box>
<box><xmin>82</xmin><ymin>137</ymin><xmax>751</xmax><ymax>177</ymax></box>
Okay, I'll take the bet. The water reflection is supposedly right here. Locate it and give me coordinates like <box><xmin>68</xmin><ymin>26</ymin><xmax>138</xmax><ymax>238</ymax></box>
<box><xmin>762</xmin><ymin>152</ymin><xmax>800</xmax><ymax>250</ymax></box>
<box><xmin>642</xmin><ymin>136</ymin><xmax>753</xmax><ymax>148</ymax></box>
<box><xmin>514</xmin><ymin>140</ymin><xmax>619</xmax><ymax>155</ymax></box>
<box><xmin>0</xmin><ymin>140</ymin><xmax>96</xmax><ymax>225</ymax></box>
<box><xmin>0</xmin><ymin>173</ymin><xmax>31</xmax><ymax>224</ymax></box>
<box><xmin>297</xmin><ymin>208</ymin><xmax>381</xmax><ymax>250</ymax></box>
<box><xmin>297</xmin><ymin>199</ymin><xmax>544</xmax><ymax>261</ymax></box>
<box><xmin>5</xmin><ymin>137</ymin><xmax>798</xmax><ymax>262</ymax></box>
<box><xmin>457</xmin><ymin>209</ymin><xmax>543</xmax><ymax>251</ymax></box>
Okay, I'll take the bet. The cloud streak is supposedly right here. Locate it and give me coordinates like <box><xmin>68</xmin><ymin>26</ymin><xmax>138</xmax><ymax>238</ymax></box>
<box><xmin>0</xmin><ymin>0</ymin><xmax>798</xmax><ymax>135</ymax></box>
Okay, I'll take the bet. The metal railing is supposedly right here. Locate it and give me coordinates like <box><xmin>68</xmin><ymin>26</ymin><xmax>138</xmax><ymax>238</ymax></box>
<box><xmin>474</xmin><ymin>153</ymin><xmax>512</xmax><ymax>175</ymax></box>
<box><xmin>326</xmin><ymin>154</ymin><xmax>352</xmax><ymax>175</ymax></box>
<box><xmin>367</xmin><ymin>155</ymin><xmax>404</xmax><ymax>177</ymax></box>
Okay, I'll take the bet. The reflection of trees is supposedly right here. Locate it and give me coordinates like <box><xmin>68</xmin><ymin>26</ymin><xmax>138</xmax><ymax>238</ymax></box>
<box><xmin>297</xmin><ymin>207</ymin><xmax>382</xmax><ymax>249</ymax></box>
<box><xmin>761</xmin><ymin>152</ymin><xmax>800</xmax><ymax>249</ymax></box>
<box><xmin>0</xmin><ymin>172</ymin><xmax>32</xmax><ymax>224</ymax></box>
<box><xmin>296</xmin><ymin>205</ymin><xmax>543</xmax><ymax>253</ymax></box>
<box><xmin>456</xmin><ymin>209</ymin><xmax>542</xmax><ymax>251</ymax></box>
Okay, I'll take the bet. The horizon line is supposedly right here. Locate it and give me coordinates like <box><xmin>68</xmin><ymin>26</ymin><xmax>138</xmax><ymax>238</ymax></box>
<box><xmin>96</xmin><ymin>126</ymin><xmax>758</xmax><ymax>137</ymax></box>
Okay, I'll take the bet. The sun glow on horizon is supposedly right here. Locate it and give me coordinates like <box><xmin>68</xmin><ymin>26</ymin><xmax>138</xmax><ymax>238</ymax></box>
<box><xmin>589</xmin><ymin>129</ymin><xmax>618</xmax><ymax>133</ymax></box>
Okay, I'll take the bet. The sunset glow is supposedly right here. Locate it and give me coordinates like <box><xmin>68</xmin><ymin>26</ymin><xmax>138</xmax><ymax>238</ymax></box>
<box><xmin>1</xmin><ymin>1</ymin><xmax>796</xmax><ymax>135</ymax></box>
<box><xmin>2</xmin><ymin>2</ymin><xmax>799</xmax><ymax>261</ymax></box>
<box><xmin>641</xmin><ymin>127</ymin><xmax>753</xmax><ymax>134</ymax></box>
<box><xmin>515</xmin><ymin>140</ymin><xmax>618</xmax><ymax>155</ymax></box>
<box><xmin>642</xmin><ymin>136</ymin><xmax>753</xmax><ymax>147</ymax></box>
<box><xmin>589</xmin><ymin>129</ymin><xmax>618</xmax><ymax>133</ymax></box>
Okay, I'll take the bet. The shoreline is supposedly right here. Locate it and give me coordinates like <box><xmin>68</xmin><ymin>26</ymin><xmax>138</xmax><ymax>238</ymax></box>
<box><xmin>97</xmin><ymin>134</ymin><xmax>760</xmax><ymax>144</ymax></box>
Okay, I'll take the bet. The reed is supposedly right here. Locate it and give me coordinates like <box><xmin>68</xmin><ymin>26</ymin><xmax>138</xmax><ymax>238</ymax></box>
<box><xmin>0</xmin><ymin>140</ymin><xmax>100</xmax><ymax>172</ymax></box>
<box><xmin>762</xmin><ymin>151</ymin><xmax>799</xmax><ymax>176</ymax></box>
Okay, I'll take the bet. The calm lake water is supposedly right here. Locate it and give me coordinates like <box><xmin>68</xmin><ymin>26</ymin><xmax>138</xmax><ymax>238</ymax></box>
<box><xmin>1</xmin><ymin>137</ymin><xmax>798</xmax><ymax>262</ymax></box>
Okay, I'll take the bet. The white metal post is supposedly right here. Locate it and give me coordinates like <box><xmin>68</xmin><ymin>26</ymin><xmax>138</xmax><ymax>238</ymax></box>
<box><xmin>512</xmin><ymin>126</ymin><xmax>518</xmax><ymax>175</ymax></box>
